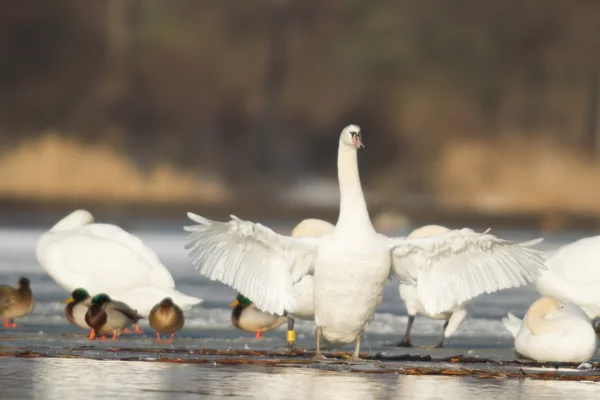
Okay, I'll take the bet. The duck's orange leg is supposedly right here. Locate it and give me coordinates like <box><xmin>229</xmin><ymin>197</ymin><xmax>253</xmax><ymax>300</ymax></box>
<box><xmin>255</xmin><ymin>330</ymin><xmax>262</xmax><ymax>340</ymax></box>
<box><xmin>88</xmin><ymin>330</ymin><xmax>97</xmax><ymax>340</ymax></box>
<box><xmin>112</xmin><ymin>331</ymin><xmax>118</xmax><ymax>341</ymax></box>
<box><xmin>167</xmin><ymin>333</ymin><xmax>175</xmax><ymax>344</ymax></box>
<box><xmin>134</xmin><ymin>323</ymin><xmax>143</xmax><ymax>334</ymax></box>
<box><xmin>123</xmin><ymin>328</ymin><xmax>132</xmax><ymax>333</ymax></box>
<box><xmin>101</xmin><ymin>334</ymin><xmax>107</xmax><ymax>341</ymax></box>
<box><xmin>155</xmin><ymin>331</ymin><xmax>161</xmax><ymax>342</ymax></box>
<box><xmin>3</xmin><ymin>318</ymin><xmax>18</xmax><ymax>328</ymax></box>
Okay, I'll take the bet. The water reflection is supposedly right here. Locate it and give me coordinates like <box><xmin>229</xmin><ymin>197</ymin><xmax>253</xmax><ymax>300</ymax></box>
<box><xmin>0</xmin><ymin>358</ymin><xmax>598</xmax><ymax>400</ymax></box>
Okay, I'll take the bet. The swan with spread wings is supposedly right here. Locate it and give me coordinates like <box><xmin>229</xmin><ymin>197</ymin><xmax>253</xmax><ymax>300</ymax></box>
<box><xmin>185</xmin><ymin>124</ymin><xmax>546</xmax><ymax>363</ymax></box>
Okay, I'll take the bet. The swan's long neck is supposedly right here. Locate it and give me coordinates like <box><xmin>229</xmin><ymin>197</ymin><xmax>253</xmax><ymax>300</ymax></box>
<box><xmin>49</xmin><ymin>212</ymin><xmax>92</xmax><ymax>232</ymax></box>
<box><xmin>336</xmin><ymin>143</ymin><xmax>373</xmax><ymax>232</ymax></box>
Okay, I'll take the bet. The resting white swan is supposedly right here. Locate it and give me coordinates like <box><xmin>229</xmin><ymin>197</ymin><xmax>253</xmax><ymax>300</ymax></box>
<box><xmin>397</xmin><ymin>224</ymin><xmax>469</xmax><ymax>348</ymax></box>
<box><xmin>502</xmin><ymin>297</ymin><xmax>597</xmax><ymax>362</ymax></box>
<box><xmin>535</xmin><ymin>235</ymin><xmax>600</xmax><ymax>320</ymax></box>
<box><xmin>36</xmin><ymin>210</ymin><xmax>202</xmax><ymax>317</ymax></box>
<box><xmin>185</xmin><ymin>124</ymin><xmax>547</xmax><ymax>363</ymax></box>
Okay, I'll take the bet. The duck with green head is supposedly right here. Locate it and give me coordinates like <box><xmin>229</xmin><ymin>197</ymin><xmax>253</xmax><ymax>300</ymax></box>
<box><xmin>85</xmin><ymin>293</ymin><xmax>143</xmax><ymax>341</ymax></box>
<box><xmin>149</xmin><ymin>297</ymin><xmax>185</xmax><ymax>343</ymax></box>
<box><xmin>230</xmin><ymin>293</ymin><xmax>287</xmax><ymax>340</ymax></box>
<box><xmin>62</xmin><ymin>288</ymin><xmax>94</xmax><ymax>337</ymax></box>
<box><xmin>0</xmin><ymin>277</ymin><xmax>35</xmax><ymax>328</ymax></box>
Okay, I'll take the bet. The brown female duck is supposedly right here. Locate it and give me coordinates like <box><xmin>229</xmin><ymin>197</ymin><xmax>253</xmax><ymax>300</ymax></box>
<box><xmin>148</xmin><ymin>297</ymin><xmax>184</xmax><ymax>343</ymax></box>
<box><xmin>0</xmin><ymin>277</ymin><xmax>35</xmax><ymax>328</ymax></box>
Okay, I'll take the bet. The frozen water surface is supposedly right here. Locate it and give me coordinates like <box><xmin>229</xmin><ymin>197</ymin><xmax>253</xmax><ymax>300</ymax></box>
<box><xmin>1</xmin><ymin>216</ymin><xmax>599</xmax><ymax>399</ymax></box>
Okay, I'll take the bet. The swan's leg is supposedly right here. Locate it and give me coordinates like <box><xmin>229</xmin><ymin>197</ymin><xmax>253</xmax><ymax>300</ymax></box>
<box><xmin>112</xmin><ymin>331</ymin><xmax>118</xmax><ymax>341</ymax></box>
<box><xmin>396</xmin><ymin>315</ymin><xmax>415</xmax><ymax>347</ymax></box>
<box><xmin>134</xmin><ymin>323</ymin><xmax>144</xmax><ymax>334</ymax></box>
<box><xmin>435</xmin><ymin>320</ymin><xmax>449</xmax><ymax>348</ymax></box>
<box><xmin>255</xmin><ymin>329</ymin><xmax>263</xmax><ymax>340</ymax></box>
<box><xmin>156</xmin><ymin>331</ymin><xmax>162</xmax><ymax>342</ymax></box>
<box><xmin>345</xmin><ymin>332</ymin><xmax>381</xmax><ymax>365</ymax></box>
<box><xmin>312</xmin><ymin>326</ymin><xmax>330</xmax><ymax>362</ymax></box>
<box><xmin>423</xmin><ymin>320</ymin><xmax>448</xmax><ymax>348</ymax></box>
<box><xmin>286</xmin><ymin>318</ymin><xmax>296</xmax><ymax>350</ymax></box>
<box><xmin>88</xmin><ymin>330</ymin><xmax>97</xmax><ymax>340</ymax></box>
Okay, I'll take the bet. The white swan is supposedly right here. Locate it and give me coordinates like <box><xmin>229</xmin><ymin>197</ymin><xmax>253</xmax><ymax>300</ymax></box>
<box><xmin>502</xmin><ymin>297</ymin><xmax>597</xmax><ymax>362</ymax></box>
<box><xmin>535</xmin><ymin>235</ymin><xmax>600</xmax><ymax>320</ymax></box>
<box><xmin>36</xmin><ymin>210</ymin><xmax>202</xmax><ymax>317</ymax></box>
<box><xmin>396</xmin><ymin>224</ymin><xmax>469</xmax><ymax>348</ymax></box>
<box><xmin>185</xmin><ymin>124</ymin><xmax>547</xmax><ymax>362</ymax></box>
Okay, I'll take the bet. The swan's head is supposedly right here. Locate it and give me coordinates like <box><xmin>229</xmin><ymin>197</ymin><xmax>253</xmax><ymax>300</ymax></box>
<box><xmin>340</xmin><ymin>124</ymin><xmax>363</xmax><ymax>149</ymax></box>
<box><xmin>230</xmin><ymin>293</ymin><xmax>252</xmax><ymax>308</ymax></box>
<box><xmin>51</xmin><ymin>209</ymin><xmax>95</xmax><ymax>232</ymax></box>
<box><xmin>62</xmin><ymin>288</ymin><xmax>90</xmax><ymax>303</ymax></box>
<box><xmin>528</xmin><ymin>297</ymin><xmax>562</xmax><ymax>316</ymax></box>
<box><xmin>90</xmin><ymin>293</ymin><xmax>111</xmax><ymax>306</ymax></box>
<box><xmin>292</xmin><ymin>218</ymin><xmax>335</xmax><ymax>238</ymax></box>
<box><xmin>408</xmin><ymin>224</ymin><xmax>450</xmax><ymax>239</ymax></box>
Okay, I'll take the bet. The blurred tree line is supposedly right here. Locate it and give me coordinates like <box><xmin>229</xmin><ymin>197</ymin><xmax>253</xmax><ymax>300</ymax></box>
<box><xmin>0</xmin><ymin>0</ymin><xmax>599</xmax><ymax>197</ymax></box>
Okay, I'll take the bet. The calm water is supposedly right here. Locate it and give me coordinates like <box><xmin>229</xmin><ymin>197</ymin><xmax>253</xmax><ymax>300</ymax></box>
<box><xmin>1</xmin><ymin>216</ymin><xmax>599</xmax><ymax>399</ymax></box>
<box><xmin>1</xmin><ymin>357</ymin><xmax>599</xmax><ymax>400</ymax></box>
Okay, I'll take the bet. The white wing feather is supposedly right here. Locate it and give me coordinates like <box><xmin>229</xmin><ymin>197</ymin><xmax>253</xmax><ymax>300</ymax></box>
<box><xmin>184</xmin><ymin>213</ymin><xmax>320</xmax><ymax>315</ymax></box>
<box><xmin>39</xmin><ymin>224</ymin><xmax>177</xmax><ymax>292</ymax></box>
<box><xmin>389</xmin><ymin>228</ymin><xmax>546</xmax><ymax>315</ymax></box>
<box><xmin>502</xmin><ymin>312</ymin><xmax>522</xmax><ymax>338</ymax></box>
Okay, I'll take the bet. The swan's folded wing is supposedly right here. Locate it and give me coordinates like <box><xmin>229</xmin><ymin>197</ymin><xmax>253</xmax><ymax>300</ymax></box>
<box><xmin>184</xmin><ymin>213</ymin><xmax>320</xmax><ymax>315</ymax></box>
<box><xmin>389</xmin><ymin>229</ymin><xmax>546</xmax><ymax>315</ymax></box>
<box><xmin>502</xmin><ymin>312</ymin><xmax>522</xmax><ymax>338</ymax></box>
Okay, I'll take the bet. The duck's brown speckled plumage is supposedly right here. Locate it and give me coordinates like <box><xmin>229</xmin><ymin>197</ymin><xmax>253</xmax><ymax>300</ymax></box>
<box><xmin>0</xmin><ymin>277</ymin><xmax>35</xmax><ymax>326</ymax></box>
<box><xmin>149</xmin><ymin>298</ymin><xmax>184</xmax><ymax>342</ymax></box>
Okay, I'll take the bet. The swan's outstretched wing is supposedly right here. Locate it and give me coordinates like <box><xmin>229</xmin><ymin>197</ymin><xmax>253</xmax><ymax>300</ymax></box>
<box><xmin>184</xmin><ymin>213</ymin><xmax>320</xmax><ymax>315</ymax></box>
<box><xmin>389</xmin><ymin>229</ymin><xmax>546</xmax><ymax>315</ymax></box>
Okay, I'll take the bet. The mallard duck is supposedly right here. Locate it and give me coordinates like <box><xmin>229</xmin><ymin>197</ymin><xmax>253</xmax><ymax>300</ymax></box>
<box><xmin>85</xmin><ymin>293</ymin><xmax>143</xmax><ymax>341</ymax></box>
<box><xmin>230</xmin><ymin>294</ymin><xmax>287</xmax><ymax>340</ymax></box>
<box><xmin>185</xmin><ymin>124</ymin><xmax>546</xmax><ymax>363</ymax></box>
<box><xmin>0</xmin><ymin>277</ymin><xmax>35</xmax><ymax>328</ymax></box>
<box><xmin>36</xmin><ymin>209</ymin><xmax>202</xmax><ymax>317</ymax></box>
<box><xmin>503</xmin><ymin>297</ymin><xmax>598</xmax><ymax>362</ymax></box>
<box><xmin>62</xmin><ymin>288</ymin><xmax>93</xmax><ymax>336</ymax></box>
<box><xmin>148</xmin><ymin>297</ymin><xmax>184</xmax><ymax>343</ymax></box>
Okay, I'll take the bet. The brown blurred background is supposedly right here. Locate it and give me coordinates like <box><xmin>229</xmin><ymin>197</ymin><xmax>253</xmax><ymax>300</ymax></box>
<box><xmin>1</xmin><ymin>0</ymin><xmax>600</xmax><ymax>230</ymax></box>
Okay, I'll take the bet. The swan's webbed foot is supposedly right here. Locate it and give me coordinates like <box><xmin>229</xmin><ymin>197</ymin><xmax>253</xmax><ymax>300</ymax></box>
<box><xmin>312</xmin><ymin>353</ymin><xmax>335</xmax><ymax>363</ymax></box>
<box><xmin>395</xmin><ymin>339</ymin><xmax>413</xmax><ymax>348</ymax></box>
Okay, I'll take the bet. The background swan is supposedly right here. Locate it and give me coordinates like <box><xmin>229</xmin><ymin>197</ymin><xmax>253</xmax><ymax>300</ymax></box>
<box><xmin>535</xmin><ymin>235</ymin><xmax>600</xmax><ymax>323</ymax></box>
<box><xmin>396</xmin><ymin>224</ymin><xmax>469</xmax><ymax>348</ymax></box>
<box><xmin>36</xmin><ymin>210</ymin><xmax>202</xmax><ymax>316</ymax></box>
<box><xmin>502</xmin><ymin>297</ymin><xmax>597</xmax><ymax>362</ymax></box>
<box><xmin>185</xmin><ymin>124</ymin><xmax>547</xmax><ymax>362</ymax></box>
